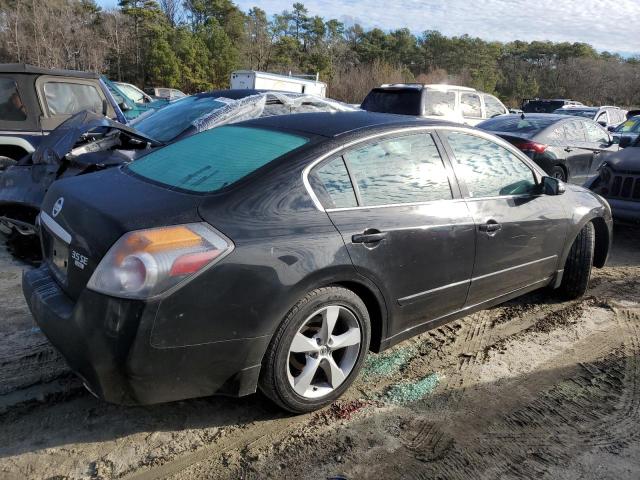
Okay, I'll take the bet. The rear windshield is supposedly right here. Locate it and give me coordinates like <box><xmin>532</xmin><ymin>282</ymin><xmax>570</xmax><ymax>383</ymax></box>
<box><xmin>522</xmin><ymin>101</ymin><xmax>566</xmax><ymax>113</ymax></box>
<box><xmin>478</xmin><ymin>115</ymin><xmax>558</xmax><ymax>138</ymax></box>
<box><xmin>553</xmin><ymin>109</ymin><xmax>596</xmax><ymax>119</ymax></box>
<box><xmin>128</xmin><ymin>125</ymin><xmax>309</xmax><ymax>193</ymax></box>
<box><xmin>361</xmin><ymin>89</ymin><xmax>422</xmax><ymax>115</ymax></box>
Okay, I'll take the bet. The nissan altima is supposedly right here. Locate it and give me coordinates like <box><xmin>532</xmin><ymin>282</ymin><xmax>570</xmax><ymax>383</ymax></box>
<box><xmin>23</xmin><ymin>112</ymin><xmax>612</xmax><ymax>413</ymax></box>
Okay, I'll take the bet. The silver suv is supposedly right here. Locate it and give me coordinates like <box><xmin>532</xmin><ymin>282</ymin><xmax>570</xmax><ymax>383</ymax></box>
<box><xmin>361</xmin><ymin>84</ymin><xmax>509</xmax><ymax>126</ymax></box>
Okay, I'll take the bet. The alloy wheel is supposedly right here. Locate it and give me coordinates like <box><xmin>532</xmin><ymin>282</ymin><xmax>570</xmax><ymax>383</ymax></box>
<box><xmin>286</xmin><ymin>305</ymin><xmax>362</xmax><ymax>399</ymax></box>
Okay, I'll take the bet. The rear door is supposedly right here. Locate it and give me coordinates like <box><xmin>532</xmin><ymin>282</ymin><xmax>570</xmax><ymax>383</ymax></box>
<box><xmin>309</xmin><ymin>130</ymin><xmax>475</xmax><ymax>336</ymax></box>
<box><xmin>583</xmin><ymin>119</ymin><xmax>617</xmax><ymax>177</ymax></box>
<box><xmin>562</xmin><ymin>120</ymin><xmax>593</xmax><ymax>184</ymax></box>
<box><xmin>440</xmin><ymin>130</ymin><xmax>568</xmax><ymax>306</ymax></box>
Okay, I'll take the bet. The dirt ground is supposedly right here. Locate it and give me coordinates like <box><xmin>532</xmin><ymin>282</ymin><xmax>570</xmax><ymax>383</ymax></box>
<box><xmin>0</xmin><ymin>225</ymin><xmax>639</xmax><ymax>480</ymax></box>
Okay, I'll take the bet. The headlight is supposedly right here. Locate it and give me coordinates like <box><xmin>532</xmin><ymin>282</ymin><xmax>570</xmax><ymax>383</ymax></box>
<box><xmin>87</xmin><ymin>223</ymin><xmax>233</xmax><ymax>299</ymax></box>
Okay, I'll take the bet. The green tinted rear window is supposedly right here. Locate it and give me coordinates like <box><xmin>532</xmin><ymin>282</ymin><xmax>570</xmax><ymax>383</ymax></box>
<box><xmin>128</xmin><ymin>125</ymin><xmax>309</xmax><ymax>192</ymax></box>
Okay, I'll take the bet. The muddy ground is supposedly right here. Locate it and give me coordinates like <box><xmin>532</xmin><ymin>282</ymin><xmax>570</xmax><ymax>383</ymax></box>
<box><xmin>0</xmin><ymin>225</ymin><xmax>639</xmax><ymax>480</ymax></box>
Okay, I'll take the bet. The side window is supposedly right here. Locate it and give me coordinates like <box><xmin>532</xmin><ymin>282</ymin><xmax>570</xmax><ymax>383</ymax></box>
<box><xmin>313</xmin><ymin>157</ymin><xmax>358</xmax><ymax>209</ymax></box>
<box><xmin>446</xmin><ymin>131</ymin><xmax>537</xmax><ymax>198</ymax></box>
<box><xmin>584</xmin><ymin>121</ymin><xmax>609</xmax><ymax>144</ymax></box>
<box><xmin>0</xmin><ymin>78</ymin><xmax>27</xmax><ymax>121</ymax></box>
<box><xmin>483</xmin><ymin>94</ymin><xmax>505</xmax><ymax>118</ymax></box>
<box><xmin>564</xmin><ymin>121</ymin><xmax>586</xmax><ymax>143</ymax></box>
<box><xmin>43</xmin><ymin>82</ymin><xmax>103</xmax><ymax>116</ymax></box>
<box><xmin>343</xmin><ymin>133</ymin><xmax>452</xmax><ymax>206</ymax></box>
<box><xmin>461</xmin><ymin>93</ymin><xmax>482</xmax><ymax>118</ymax></box>
<box><xmin>423</xmin><ymin>90</ymin><xmax>456</xmax><ymax>117</ymax></box>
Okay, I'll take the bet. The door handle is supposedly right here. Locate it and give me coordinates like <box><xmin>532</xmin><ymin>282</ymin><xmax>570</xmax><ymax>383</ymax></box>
<box><xmin>478</xmin><ymin>221</ymin><xmax>501</xmax><ymax>234</ymax></box>
<box><xmin>352</xmin><ymin>231</ymin><xmax>387</xmax><ymax>244</ymax></box>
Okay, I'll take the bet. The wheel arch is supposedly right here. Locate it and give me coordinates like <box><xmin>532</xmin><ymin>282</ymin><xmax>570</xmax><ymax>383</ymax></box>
<box><xmin>558</xmin><ymin>214</ymin><xmax>611</xmax><ymax>273</ymax></box>
<box><xmin>329</xmin><ymin>279</ymin><xmax>388</xmax><ymax>353</ymax></box>
<box><xmin>591</xmin><ymin>216</ymin><xmax>610</xmax><ymax>268</ymax></box>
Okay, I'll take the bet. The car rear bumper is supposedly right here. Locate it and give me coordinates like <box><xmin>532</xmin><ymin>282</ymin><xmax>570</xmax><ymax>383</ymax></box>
<box><xmin>23</xmin><ymin>265</ymin><xmax>269</xmax><ymax>405</ymax></box>
<box><xmin>606</xmin><ymin>198</ymin><xmax>640</xmax><ymax>223</ymax></box>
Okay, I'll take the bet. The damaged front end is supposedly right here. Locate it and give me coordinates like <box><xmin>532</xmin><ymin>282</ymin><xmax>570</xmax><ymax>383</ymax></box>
<box><xmin>0</xmin><ymin>111</ymin><xmax>159</xmax><ymax>237</ymax></box>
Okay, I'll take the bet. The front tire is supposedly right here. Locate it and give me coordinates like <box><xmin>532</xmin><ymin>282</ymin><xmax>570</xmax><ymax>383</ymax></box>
<box><xmin>259</xmin><ymin>287</ymin><xmax>371</xmax><ymax>413</ymax></box>
<box><xmin>558</xmin><ymin>222</ymin><xmax>594</xmax><ymax>299</ymax></box>
<box><xmin>550</xmin><ymin>165</ymin><xmax>567</xmax><ymax>182</ymax></box>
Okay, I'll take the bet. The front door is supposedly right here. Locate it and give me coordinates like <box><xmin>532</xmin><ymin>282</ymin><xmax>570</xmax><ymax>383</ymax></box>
<box><xmin>309</xmin><ymin>131</ymin><xmax>476</xmax><ymax>337</ymax></box>
<box><xmin>441</xmin><ymin>130</ymin><xmax>569</xmax><ymax>306</ymax></box>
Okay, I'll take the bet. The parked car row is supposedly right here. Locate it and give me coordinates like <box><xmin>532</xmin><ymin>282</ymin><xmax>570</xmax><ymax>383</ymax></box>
<box><xmin>359</xmin><ymin>84</ymin><xmax>638</xmax><ymax>223</ymax></box>
<box><xmin>0</xmin><ymin>66</ymin><xmax>628</xmax><ymax>414</ymax></box>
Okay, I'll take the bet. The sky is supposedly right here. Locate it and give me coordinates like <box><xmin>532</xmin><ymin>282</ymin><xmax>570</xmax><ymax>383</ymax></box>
<box><xmin>96</xmin><ymin>0</ymin><xmax>640</xmax><ymax>55</ymax></box>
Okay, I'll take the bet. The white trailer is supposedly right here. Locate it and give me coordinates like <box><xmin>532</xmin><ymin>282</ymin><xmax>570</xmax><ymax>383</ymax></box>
<box><xmin>230</xmin><ymin>70</ymin><xmax>327</xmax><ymax>98</ymax></box>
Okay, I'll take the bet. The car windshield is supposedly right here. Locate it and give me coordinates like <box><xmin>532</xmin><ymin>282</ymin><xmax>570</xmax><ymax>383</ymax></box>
<box><xmin>116</xmin><ymin>83</ymin><xmax>146</xmax><ymax>103</ymax></box>
<box><xmin>131</xmin><ymin>92</ymin><xmax>353</xmax><ymax>144</ymax></box>
<box><xmin>361</xmin><ymin>89</ymin><xmax>422</xmax><ymax>115</ymax></box>
<box><xmin>553</xmin><ymin>109</ymin><xmax>596</xmax><ymax>119</ymax></box>
<box><xmin>132</xmin><ymin>96</ymin><xmax>227</xmax><ymax>142</ymax></box>
<box><xmin>522</xmin><ymin>100</ymin><xmax>567</xmax><ymax>113</ymax></box>
<box><xmin>478</xmin><ymin>115</ymin><xmax>558</xmax><ymax>138</ymax></box>
<box><xmin>128</xmin><ymin>125</ymin><xmax>309</xmax><ymax>193</ymax></box>
<box><xmin>615</xmin><ymin>117</ymin><xmax>640</xmax><ymax>133</ymax></box>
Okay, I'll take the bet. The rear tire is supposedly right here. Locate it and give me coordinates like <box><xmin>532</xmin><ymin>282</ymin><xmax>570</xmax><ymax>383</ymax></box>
<box><xmin>558</xmin><ymin>222</ymin><xmax>594</xmax><ymax>299</ymax></box>
<box><xmin>259</xmin><ymin>287</ymin><xmax>371</xmax><ymax>413</ymax></box>
<box><xmin>550</xmin><ymin>166</ymin><xmax>567</xmax><ymax>182</ymax></box>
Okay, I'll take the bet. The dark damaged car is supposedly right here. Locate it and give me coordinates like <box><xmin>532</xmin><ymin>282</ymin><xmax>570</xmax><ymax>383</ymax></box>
<box><xmin>0</xmin><ymin>90</ymin><xmax>354</xmax><ymax>236</ymax></box>
<box><xmin>589</xmin><ymin>135</ymin><xmax>640</xmax><ymax>223</ymax></box>
<box><xmin>23</xmin><ymin>112</ymin><xmax>612</xmax><ymax>413</ymax></box>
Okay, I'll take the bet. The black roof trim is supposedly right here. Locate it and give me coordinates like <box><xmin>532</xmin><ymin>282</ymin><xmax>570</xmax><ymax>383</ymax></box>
<box><xmin>0</xmin><ymin>63</ymin><xmax>101</xmax><ymax>78</ymax></box>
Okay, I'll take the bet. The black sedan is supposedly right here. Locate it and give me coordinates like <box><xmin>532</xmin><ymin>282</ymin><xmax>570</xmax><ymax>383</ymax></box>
<box><xmin>588</xmin><ymin>135</ymin><xmax>640</xmax><ymax>223</ymax></box>
<box><xmin>24</xmin><ymin>112</ymin><xmax>612</xmax><ymax>413</ymax></box>
<box><xmin>478</xmin><ymin>114</ymin><xmax>618</xmax><ymax>185</ymax></box>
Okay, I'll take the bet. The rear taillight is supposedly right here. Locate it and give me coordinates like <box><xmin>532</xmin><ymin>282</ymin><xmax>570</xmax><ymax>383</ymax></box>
<box><xmin>87</xmin><ymin>223</ymin><xmax>233</xmax><ymax>299</ymax></box>
<box><xmin>512</xmin><ymin>140</ymin><xmax>548</xmax><ymax>154</ymax></box>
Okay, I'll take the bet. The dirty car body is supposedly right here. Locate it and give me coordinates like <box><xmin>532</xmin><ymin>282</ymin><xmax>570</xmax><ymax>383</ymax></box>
<box><xmin>0</xmin><ymin>90</ymin><xmax>354</xmax><ymax>235</ymax></box>
<box><xmin>23</xmin><ymin>112</ymin><xmax>612</xmax><ymax>410</ymax></box>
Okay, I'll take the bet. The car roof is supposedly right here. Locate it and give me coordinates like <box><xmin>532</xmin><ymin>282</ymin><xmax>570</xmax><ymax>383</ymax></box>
<box><xmin>239</xmin><ymin>111</ymin><xmax>459</xmax><ymax>138</ymax></box>
<box><xmin>0</xmin><ymin>63</ymin><xmax>101</xmax><ymax>79</ymax></box>
<box><xmin>558</xmin><ymin>106</ymin><xmax>598</xmax><ymax>111</ymax></box>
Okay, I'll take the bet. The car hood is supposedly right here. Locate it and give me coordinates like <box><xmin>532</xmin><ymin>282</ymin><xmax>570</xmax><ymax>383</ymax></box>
<box><xmin>32</xmin><ymin>111</ymin><xmax>158</xmax><ymax>165</ymax></box>
<box><xmin>603</xmin><ymin>146</ymin><xmax>640</xmax><ymax>173</ymax></box>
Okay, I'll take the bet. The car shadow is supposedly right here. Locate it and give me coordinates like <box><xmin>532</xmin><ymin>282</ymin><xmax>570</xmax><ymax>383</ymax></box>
<box><xmin>0</xmin><ymin>386</ymin><xmax>287</xmax><ymax>460</ymax></box>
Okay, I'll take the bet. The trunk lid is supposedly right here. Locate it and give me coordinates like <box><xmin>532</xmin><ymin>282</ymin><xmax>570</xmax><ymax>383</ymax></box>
<box><xmin>40</xmin><ymin>167</ymin><xmax>204</xmax><ymax>300</ymax></box>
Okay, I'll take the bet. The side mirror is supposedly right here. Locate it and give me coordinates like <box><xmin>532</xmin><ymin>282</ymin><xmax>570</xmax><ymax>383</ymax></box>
<box><xmin>118</xmin><ymin>101</ymin><xmax>131</xmax><ymax>112</ymax></box>
<box><xmin>619</xmin><ymin>135</ymin><xmax>633</xmax><ymax>149</ymax></box>
<box><xmin>598</xmin><ymin>120</ymin><xmax>607</xmax><ymax>127</ymax></box>
<box><xmin>541</xmin><ymin>176</ymin><xmax>566</xmax><ymax>196</ymax></box>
